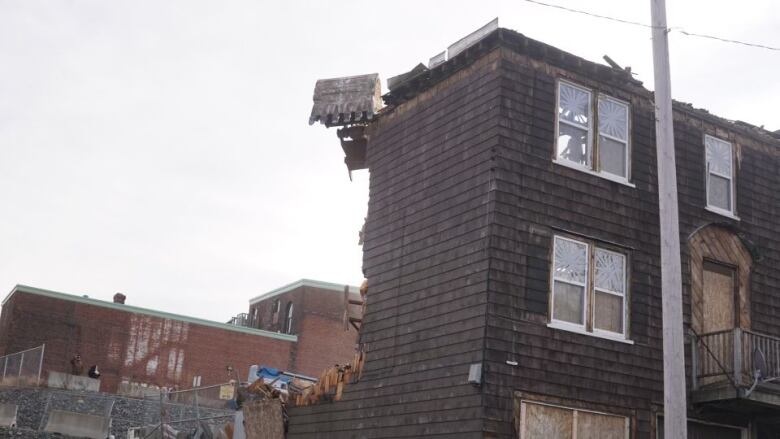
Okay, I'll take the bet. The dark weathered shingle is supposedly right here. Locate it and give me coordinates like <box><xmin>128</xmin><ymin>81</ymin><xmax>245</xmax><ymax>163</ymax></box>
<box><xmin>309</xmin><ymin>74</ymin><xmax>381</xmax><ymax>126</ymax></box>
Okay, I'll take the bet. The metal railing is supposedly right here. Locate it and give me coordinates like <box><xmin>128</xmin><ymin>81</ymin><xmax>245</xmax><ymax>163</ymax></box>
<box><xmin>0</xmin><ymin>344</ymin><xmax>45</xmax><ymax>387</ymax></box>
<box><xmin>691</xmin><ymin>328</ymin><xmax>780</xmax><ymax>390</ymax></box>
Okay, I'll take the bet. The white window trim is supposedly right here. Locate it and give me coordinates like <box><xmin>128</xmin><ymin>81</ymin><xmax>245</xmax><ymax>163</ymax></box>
<box><xmin>556</xmin><ymin>80</ymin><xmax>594</xmax><ymax>168</ymax></box>
<box><xmin>551</xmin><ymin>236</ymin><xmax>589</xmax><ymax>330</ymax></box>
<box><xmin>550</xmin><ymin>235</ymin><xmax>632</xmax><ymax>343</ymax></box>
<box><xmin>548</xmin><ymin>321</ymin><xmax>634</xmax><ymax>345</ymax></box>
<box><xmin>597</xmin><ymin>95</ymin><xmax>631</xmax><ymax>183</ymax></box>
<box><xmin>555</xmin><ymin>79</ymin><xmax>633</xmax><ymax>185</ymax></box>
<box><xmin>704</xmin><ymin>134</ymin><xmax>736</xmax><ymax>216</ymax></box>
<box><xmin>704</xmin><ymin>205</ymin><xmax>740</xmax><ymax>221</ymax></box>
<box><xmin>519</xmin><ymin>399</ymin><xmax>631</xmax><ymax>439</ymax></box>
<box><xmin>593</xmin><ymin>247</ymin><xmax>627</xmax><ymax>338</ymax></box>
<box><xmin>553</xmin><ymin>158</ymin><xmax>636</xmax><ymax>188</ymax></box>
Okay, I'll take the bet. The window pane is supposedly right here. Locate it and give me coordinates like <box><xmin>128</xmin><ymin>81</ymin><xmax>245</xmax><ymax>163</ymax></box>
<box><xmin>577</xmin><ymin>411</ymin><xmax>627</xmax><ymax>439</ymax></box>
<box><xmin>524</xmin><ymin>403</ymin><xmax>573</xmax><ymax>439</ymax></box>
<box><xmin>559</xmin><ymin>83</ymin><xmax>590</xmax><ymax>127</ymax></box>
<box><xmin>594</xmin><ymin>249</ymin><xmax>625</xmax><ymax>294</ymax></box>
<box><xmin>554</xmin><ymin>281</ymin><xmax>585</xmax><ymax>325</ymax></box>
<box><xmin>594</xmin><ymin>292</ymin><xmax>624</xmax><ymax>334</ymax></box>
<box><xmin>557</xmin><ymin>123</ymin><xmax>591</xmax><ymax>167</ymax></box>
<box><xmin>708</xmin><ymin>174</ymin><xmax>731</xmax><ymax>211</ymax></box>
<box><xmin>554</xmin><ymin>238</ymin><xmax>588</xmax><ymax>284</ymax></box>
<box><xmin>599</xmin><ymin>136</ymin><xmax>627</xmax><ymax>178</ymax></box>
<box><xmin>598</xmin><ymin>98</ymin><xmax>628</xmax><ymax>141</ymax></box>
<box><xmin>705</xmin><ymin>136</ymin><xmax>732</xmax><ymax>176</ymax></box>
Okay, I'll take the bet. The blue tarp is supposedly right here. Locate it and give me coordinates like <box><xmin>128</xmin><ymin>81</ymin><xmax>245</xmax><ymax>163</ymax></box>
<box><xmin>257</xmin><ymin>366</ymin><xmax>291</xmax><ymax>384</ymax></box>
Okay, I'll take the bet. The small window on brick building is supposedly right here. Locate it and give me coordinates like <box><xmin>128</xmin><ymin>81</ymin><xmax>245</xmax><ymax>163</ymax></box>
<box><xmin>272</xmin><ymin>299</ymin><xmax>280</xmax><ymax>325</ymax></box>
<box><xmin>192</xmin><ymin>375</ymin><xmax>202</xmax><ymax>387</ymax></box>
<box><xmin>705</xmin><ymin>135</ymin><xmax>735</xmax><ymax>216</ymax></box>
<box><xmin>252</xmin><ymin>307</ymin><xmax>260</xmax><ymax>328</ymax></box>
<box><xmin>285</xmin><ymin>302</ymin><xmax>294</xmax><ymax>334</ymax></box>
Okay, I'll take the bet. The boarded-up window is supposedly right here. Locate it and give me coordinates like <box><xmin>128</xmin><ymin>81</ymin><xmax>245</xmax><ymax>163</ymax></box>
<box><xmin>521</xmin><ymin>401</ymin><xmax>628</xmax><ymax>439</ymax></box>
<box><xmin>702</xmin><ymin>261</ymin><xmax>735</xmax><ymax>333</ymax></box>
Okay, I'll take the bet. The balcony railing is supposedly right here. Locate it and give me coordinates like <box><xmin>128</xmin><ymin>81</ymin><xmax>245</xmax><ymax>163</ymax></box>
<box><xmin>691</xmin><ymin>327</ymin><xmax>780</xmax><ymax>391</ymax></box>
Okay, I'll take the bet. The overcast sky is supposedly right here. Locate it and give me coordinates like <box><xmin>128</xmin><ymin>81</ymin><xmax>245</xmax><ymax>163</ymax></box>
<box><xmin>1</xmin><ymin>0</ymin><xmax>777</xmax><ymax>322</ymax></box>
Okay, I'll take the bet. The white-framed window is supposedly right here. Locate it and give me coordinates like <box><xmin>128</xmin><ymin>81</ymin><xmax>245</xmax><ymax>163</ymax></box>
<box><xmin>285</xmin><ymin>302</ymin><xmax>294</xmax><ymax>334</ymax></box>
<box><xmin>705</xmin><ymin>135</ymin><xmax>735</xmax><ymax>215</ymax></box>
<box><xmin>550</xmin><ymin>235</ymin><xmax>629</xmax><ymax>340</ymax></box>
<box><xmin>551</xmin><ymin>236</ymin><xmax>588</xmax><ymax>327</ymax></box>
<box><xmin>519</xmin><ymin>400</ymin><xmax>630</xmax><ymax>439</ymax></box>
<box><xmin>556</xmin><ymin>80</ymin><xmax>631</xmax><ymax>183</ymax></box>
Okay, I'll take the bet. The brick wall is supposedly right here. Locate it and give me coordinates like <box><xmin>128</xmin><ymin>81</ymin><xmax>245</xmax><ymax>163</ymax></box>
<box><xmin>248</xmin><ymin>283</ymin><xmax>360</xmax><ymax>377</ymax></box>
<box><xmin>0</xmin><ymin>289</ymin><xmax>295</xmax><ymax>393</ymax></box>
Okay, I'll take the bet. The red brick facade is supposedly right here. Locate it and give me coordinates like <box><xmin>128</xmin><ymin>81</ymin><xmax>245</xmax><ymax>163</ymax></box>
<box><xmin>0</xmin><ymin>281</ymin><xmax>360</xmax><ymax>393</ymax></box>
<box><xmin>0</xmin><ymin>286</ymin><xmax>279</xmax><ymax>392</ymax></box>
<box><xmin>247</xmin><ymin>281</ymin><xmax>361</xmax><ymax>375</ymax></box>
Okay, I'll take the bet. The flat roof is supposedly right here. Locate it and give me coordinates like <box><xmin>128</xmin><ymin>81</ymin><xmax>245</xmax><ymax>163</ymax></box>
<box><xmin>249</xmin><ymin>279</ymin><xmax>359</xmax><ymax>305</ymax></box>
<box><xmin>3</xmin><ymin>284</ymin><xmax>297</xmax><ymax>342</ymax></box>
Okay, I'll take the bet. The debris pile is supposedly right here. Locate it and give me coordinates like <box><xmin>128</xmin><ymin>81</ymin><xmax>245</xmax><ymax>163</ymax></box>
<box><xmin>293</xmin><ymin>351</ymin><xmax>365</xmax><ymax>406</ymax></box>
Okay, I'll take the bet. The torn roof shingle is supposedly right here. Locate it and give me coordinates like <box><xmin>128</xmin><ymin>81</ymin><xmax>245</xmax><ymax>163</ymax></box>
<box><xmin>309</xmin><ymin>73</ymin><xmax>382</xmax><ymax>127</ymax></box>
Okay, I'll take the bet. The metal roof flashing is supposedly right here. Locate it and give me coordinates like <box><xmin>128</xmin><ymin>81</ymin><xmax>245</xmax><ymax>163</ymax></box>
<box><xmin>249</xmin><ymin>279</ymin><xmax>359</xmax><ymax>305</ymax></box>
<box><xmin>3</xmin><ymin>284</ymin><xmax>298</xmax><ymax>342</ymax></box>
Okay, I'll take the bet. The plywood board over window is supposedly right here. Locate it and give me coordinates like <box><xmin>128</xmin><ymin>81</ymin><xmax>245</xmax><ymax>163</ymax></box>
<box><xmin>518</xmin><ymin>400</ymin><xmax>629</xmax><ymax>439</ymax></box>
<box><xmin>688</xmin><ymin>225</ymin><xmax>753</xmax><ymax>334</ymax></box>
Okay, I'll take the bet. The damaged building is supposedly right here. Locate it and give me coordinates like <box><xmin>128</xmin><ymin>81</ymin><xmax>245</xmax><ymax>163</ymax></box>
<box><xmin>295</xmin><ymin>20</ymin><xmax>780</xmax><ymax>438</ymax></box>
<box><xmin>0</xmin><ymin>279</ymin><xmax>360</xmax><ymax>393</ymax></box>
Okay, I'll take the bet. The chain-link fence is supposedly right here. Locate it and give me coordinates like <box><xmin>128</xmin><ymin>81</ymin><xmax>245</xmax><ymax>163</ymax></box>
<box><xmin>133</xmin><ymin>383</ymin><xmax>236</xmax><ymax>438</ymax></box>
<box><xmin>0</xmin><ymin>344</ymin><xmax>44</xmax><ymax>387</ymax></box>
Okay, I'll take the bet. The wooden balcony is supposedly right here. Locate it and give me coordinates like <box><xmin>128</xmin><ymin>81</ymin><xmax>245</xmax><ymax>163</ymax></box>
<box><xmin>691</xmin><ymin>328</ymin><xmax>780</xmax><ymax>409</ymax></box>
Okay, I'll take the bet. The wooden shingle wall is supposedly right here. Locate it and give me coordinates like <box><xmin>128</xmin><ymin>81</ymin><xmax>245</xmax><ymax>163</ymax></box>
<box><xmin>290</xmin><ymin>28</ymin><xmax>780</xmax><ymax>438</ymax></box>
<box><xmin>482</xmin><ymin>35</ymin><xmax>780</xmax><ymax>438</ymax></box>
<box><xmin>287</xmin><ymin>49</ymin><xmax>503</xmax><ymax>438</ymax></box>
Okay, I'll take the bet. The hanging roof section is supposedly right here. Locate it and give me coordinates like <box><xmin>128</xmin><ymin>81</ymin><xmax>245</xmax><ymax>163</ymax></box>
<box><xmin>309</xmin><ymin>74</ymin><xmax>382</xmax><ymax>127</ymax></box>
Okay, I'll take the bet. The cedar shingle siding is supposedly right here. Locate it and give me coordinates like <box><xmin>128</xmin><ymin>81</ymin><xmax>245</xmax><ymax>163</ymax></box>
<box><xmin>290</xmin><ymin>28</ymin><xmax>780</xmax><ymax>438</ymax></box>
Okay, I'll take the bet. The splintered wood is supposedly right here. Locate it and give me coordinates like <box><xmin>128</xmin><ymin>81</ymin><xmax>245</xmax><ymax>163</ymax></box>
<box><xmin>293</xmin><ymin>351</ymin><xmax>365</xmax><ymax>406</ymax></box>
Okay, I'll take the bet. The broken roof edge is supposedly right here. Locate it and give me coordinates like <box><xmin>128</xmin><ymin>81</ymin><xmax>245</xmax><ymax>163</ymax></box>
<box><xmin>309</xmin><ymin>73</ymin><xmax>382</xmax><ymax>127</ymax></box>
<box><xmin>381</xmin><ymin>26</ymin><xmax>779</xmax><ymax>146</ymax></box>
<box><xmin>249</xmin><ymin>278</ymin><xmax>360</xmax><ymax>305</ymax></box>
<box><xmin>4</xmin><ymin>284</ymin><xmax>298</xmax><ymax>342</ymax></box>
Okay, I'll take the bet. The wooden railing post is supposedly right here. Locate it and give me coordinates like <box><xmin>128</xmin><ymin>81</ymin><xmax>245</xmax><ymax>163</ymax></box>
<box><xmin>690</xmin><ymin>329</ymin><xmax>698</xmax><ymax>391</ymax></box>
<box><xmin>733</xmin><ymin>327</ymin><xmax>742</xmax><ymax>387</ymax></box>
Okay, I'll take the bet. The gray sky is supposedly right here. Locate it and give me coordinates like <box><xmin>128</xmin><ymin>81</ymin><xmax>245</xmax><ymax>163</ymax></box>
<box><xmin>1</xmin><ymin>0</ymin><xmax>777</xmax><ymax>322</ymax></box>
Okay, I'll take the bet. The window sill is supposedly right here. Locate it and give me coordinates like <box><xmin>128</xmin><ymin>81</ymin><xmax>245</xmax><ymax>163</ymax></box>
<box><xmin>705</xmin><ymin>205</ymin><xmax>740</xmax><ymax>221</ymax></box>
<box><xmin>547</xmin><ymin>321</ymin><xmax>634</xmax><ymax>345</ymax></box>
<box><xmin>553</xmin><ymin>159</ymin><xmax>636</xmax><ymax>188</ymax></box>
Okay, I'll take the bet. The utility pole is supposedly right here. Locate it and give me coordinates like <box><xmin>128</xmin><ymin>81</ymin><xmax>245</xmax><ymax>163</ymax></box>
<box><xmin>650</xmin><ymin>0</ymin><xmax>688</xmax><ymax>438</ymax></box>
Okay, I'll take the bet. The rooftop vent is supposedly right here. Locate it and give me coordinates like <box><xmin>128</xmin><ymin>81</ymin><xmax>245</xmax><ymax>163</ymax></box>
<box><xmin>113</xmin><ymin>293</ymin><xmax>126</xmax><ymax>304</ymax></box>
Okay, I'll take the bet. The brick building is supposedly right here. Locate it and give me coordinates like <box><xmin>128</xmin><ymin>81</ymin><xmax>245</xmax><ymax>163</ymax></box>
<box><xmin>0</xmin><ymin>280</ymin><xmax>359</xmax><ymax>393</ymax></box>
<box><xmin>241</xmin><ymin>279</ymin><xmax>361</xmax><ymax>375</ymax></box>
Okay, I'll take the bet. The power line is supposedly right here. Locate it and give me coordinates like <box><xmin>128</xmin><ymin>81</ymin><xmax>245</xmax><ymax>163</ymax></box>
<box><xmin>677</xmin><ymin>30</ymin><xmax>780</xmax><ymax>51</ymax></box>
<box><xmin>520</xmin><ymin>0</ymin><xmax>658</xmax><ymax>29</ymax></box>
<box><xmin>519</xmin><ymin>0</ymin><xmax>780</xmax><ymax>51</ymax></box>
